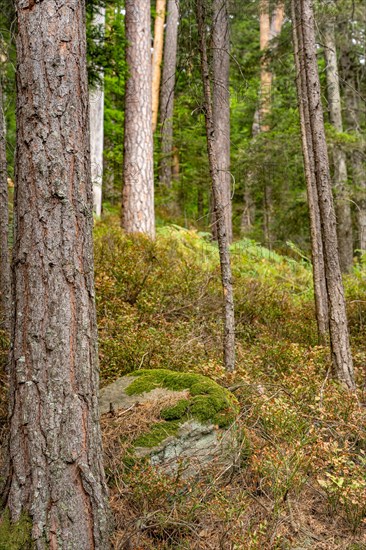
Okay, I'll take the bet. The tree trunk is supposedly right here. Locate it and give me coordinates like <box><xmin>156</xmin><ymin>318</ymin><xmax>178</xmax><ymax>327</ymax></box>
<box><xmin>297</xmin><ymin>0</ymin><xmax>355</xmax><ymax>390</ymax></box>
<box><xmin>122</xmin><ymin>0</ymin><xmax>155</xmax><ymax>238</ymax></box>
<box><xmin>291</xmin><ymin>0</ymin><xmax>328</xmax><ymax>342</ymax></box>
<box><xmin>323</xmin><ymin>14</ymin><xmax>353</xmax><ymax>272</ymax></box>
<box><xmin>259</xmin><ymin>0</ymin><xmax>271</xmax><ymax>132</ymax></box>
<box><xmin>212</xmin><ymin>0</ymin><xmax>232</xmax><ymax>243</ymax></box>
<box><xmin>0</xmin><ymin>80</ymin><xmax>10</xmax><ymax>333</ymax></box>
<box><xmin>196</xmin><ymin>0</ymin><xmax>235</xmax><ymax>372</ymax></box>
<box><xmin>339</xmin><ymin>46</ymin><xmax>366</xmax><ymax>252</ymax></box>
<box><xmin>152</xmin><ymin>0</ymin><xmax>166</xmax><ymax>132</ymax></box>
<box><xmin>4</xmin><ymin>1</ymin><xmax>110</xmax><ymax>547</ymax></box>
<box><xmin>159</xmin><ymin>0</ymin><xmax>179</xmax><ymax>187</ymax></box>
<box><xmin>90</xmin><ymin>7</ymin><xmax>105</xmax><ymax>219</ymax></box>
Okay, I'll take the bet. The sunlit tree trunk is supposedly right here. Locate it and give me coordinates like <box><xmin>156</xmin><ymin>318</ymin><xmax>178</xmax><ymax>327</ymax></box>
<box><xmin>291</xmin><ymin>0</ymin><xmax>328</xmax><ymax>342</ymax></box>
<box><xmin>212</xmin><ymin>0</ymin><xmax>232</xmax><ymax>243</ymax></box>
<box><xmin>196</xmin><ymin>0</ymin><xmax>235</xmax><ymax>372</ymax></box>
<box><xmin>323</xmin><ymin>13</ymin><xmax>353</xmax><ymax>272</ymax></box>
<box><xmin>123</xmin><ymin>0</ymin><xmax>155</xmax><ymax>237</ymax></box>
<box><xmin>152</xmin><ymin>0</ymin><xmax>166</xmax><ymax>132</ymax></box>
<box><xmin>295</xmin><ymin>0</ymin><xmax>355</xmax><ymax>390</ymax></box>
<box><xmin>0</xmin><ymin>80</ymin><xmax>10</xmax><ymax>333</ymax></box>
<box><xmin>90</xmin><ymin>7</ymin><xmax>105</xmax><ymax>219</ymax></box>
<box><xmin>3</xmin><ymin>0</ymin><xmax>110</xmax><ymax>546</ymax></box>
<box><xmin>159</xmin><ymin>0</ymin><xmax>179</xmax><ymax>187</ymax></box>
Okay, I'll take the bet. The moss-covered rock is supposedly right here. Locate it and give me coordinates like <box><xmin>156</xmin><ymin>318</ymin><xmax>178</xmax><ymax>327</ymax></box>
<box><xmin>0</xmin><ymin>509</ymin><xmax>33</xmax><ymax>550</ymax></box>
<box><xmin>126</xmin><ymin>369</ymin><xmax>239</xmax><ymax>429</ymax></box>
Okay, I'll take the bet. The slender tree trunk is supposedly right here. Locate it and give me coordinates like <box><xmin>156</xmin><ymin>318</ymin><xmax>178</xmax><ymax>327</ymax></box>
<box><xmin>259</xmin><ymin>0</ymin><xmax>271</xmax><ymax>132</ymax></box>
<box><xmin>122</xmin><ymin>0</ymin><xmax>155</xmax><ymax>238</ymax></box>
<box><xmin>196</xmin><ymin>0</ymin><xmax>235</xmax><ymax>372</ymax></box>
<box><xmin>159</xmin><ymin>0</ymin><xmax>179</xmax><ymax>187</ymax></box>
<box><xmin>323</xmin><ymin>14</ymin><xmax>353</xmax><ymax>272</ymax></box>
<box><xmin>291</xmin><ymin>0</ymin><xmax>328</xmax><ymax>342</ymax></box>
<box><xmin>212</xmin><ymin>0</ymin><xmax>232</xmax><ymax>243</ymax></box>
<box><xmin>257</xmin><ymin>1</ymin><xmax>284</xmax><ymax>246</ymax></box>
<box><xmin>90</xmin><ymin>7</ymin><xmax>105</xmax><ymax>219</ymax></box>
<box><xmin>339</xmin><ymin>46</ymin><xmax>366</xmax><ymax>252</ymax></box>
<box><xmin>4</xmin><ymin>1</ymin><xmax>110</xmax><ymax>546</ymax></box>
<box><xmin>152</xmin><ymin>0</ymin><xmax>166</xmax><ymax>132</ymax></box>
<box><xmin>297</xmin><ymin>0</ymin><xmax>355</xmax><ymax>390</ymax></box>
<box><xmin>0</xmin><ymin>80</ymin><xmax>10</xmax><ymax>333</ymax></box>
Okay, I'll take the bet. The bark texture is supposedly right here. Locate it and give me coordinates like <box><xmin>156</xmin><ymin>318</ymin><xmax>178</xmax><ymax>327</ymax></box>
<box><xmin>0</xmin><ymin>80</ymin><xmax>10</xmax><ymax>333</ymax></box>
<box><xmin>159</xmin><ymin>0</ymin><xmax>179</xmax><ymax>187</ymax></box>
<box><xmin>152</xmin><ymin>0</ymin><xmax>166</xmax><ymax>132</ymax></box>
<box><xmin>5</xmin><ymin>1</ymin><xmax>110</xmax><ymax>547</ymax></box>
<box><xmin>122</xmin><ymin>0</ymin><xmax>155</xmax><ymax>238</ymax></box>
<box><xmin>323</xmin><ymin>15</ymin><xmax>353</xmax><ymax>272</ymax></box>
<box><xmin>196</xmin><ymin>0</ymin><xmax>235</xmax><ymax>372</ymax></box>
<box><xmin>89</xmin><ymin>7</ymin><xmax>105</xmax><ymax>219</ymax></box>
<box><xmin>258</xmin><ymin>0</ymin><xmax>271</xmax><ymax>133</ymax></box>
<box><xmin>296</xmin><ymin>0</ymin><xmax>355</xmax><ymax>390</ymax></box>
<box><xmin>212</xmin><ymin>0</ymin><xmax>232</xmax><ymax>244</ymax></box>
<box><xmin>291</xmin><ymin>0</ymin><xmax>328</xmax><ymax>341</ymax></box>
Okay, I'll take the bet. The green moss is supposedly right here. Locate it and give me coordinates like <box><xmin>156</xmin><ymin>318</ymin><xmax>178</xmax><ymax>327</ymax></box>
<box><xmin>126</xmin><ymin>369</ymin><xmax>239</xmax><ymax>428</ymax></box>
<box><xmin>160</xmin><ymin>399</ymin><xmax>190</xmax><ymax>420</ymax></box>
<box><xmin>0</xmin><ymin>509</ymin><xmax>33</xmax><ymax>550</ymax></box>
<box><xmin>134</xmin><ymin>420</ymin><xmax>181</xmax><ymax>447</ymax></box>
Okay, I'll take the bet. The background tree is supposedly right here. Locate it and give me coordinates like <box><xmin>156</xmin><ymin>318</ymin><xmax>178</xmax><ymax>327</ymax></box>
<box><xmin>323</xmin><ymin>4</ymin><xmax>353</xmax><ymax>272</ymax></box>
<box><xmin>291</xmin><ymin>0</ymin><xmax>328</xmax><ymax>341</ymax></box>
<box><xmin>122</xmin><ymin>0</ymin><xmax>155</xmax><ymax>237</ymax></box>
<box><xmin>3</xmin><ymin>0</ymin><xmax>110</xmax><ymax>545</ymax></box>
<box><xmin>89</xmin><ymin>5</ymin><xmax>106</xmax><ymax>218</ymax></box>
<box><xmin>196</xmin><ymin>0</ymin><xmax>235</xmax><ymax>372</ymax></box>
<box><xmin>159</xmin><ymin>0</ymin><xmax>180</xmax><ymax>187</ymax></box>
<box><xmin>212</xmin><ymin>0</ymin><xmax>232</xmax><ymax>243</ymax></box>
<box><xmin>293</xmin><ymin>0</ymin><xmax>355</xmax><ymax>390</ymax></box>
<box><xmin>152</xmin><ymin>0</ymin><xmax>167</xmax><ymax>132</ymax></box>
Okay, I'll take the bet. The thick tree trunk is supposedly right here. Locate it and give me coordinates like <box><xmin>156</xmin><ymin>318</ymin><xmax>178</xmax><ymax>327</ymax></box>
<box><xmin>298</xmin><ymin>0</ymin><xmax>355</xmax><ymax>390</ymax></box>
<box><xmin>152</xmin><ymin>0</ymin><xmax>166</xmax><ymax>132</ymax></box>
<box><xmin>4</xmin><ymin>1</ymin><xmax>110</xmax><ymax>547</ymax></box>
<box><xmin>89</xmin><ymin>7</ymin><xmax>105</xmax><ymax>219</ymax></box>
<box><xmin>196</xmin><ymin>0</ymin><xmax>235</xmax><ymax>372</ymax></box>
<box><xmin>0</xmin><ymin>80</ymin><xmax>10</xmax><ymax>333</ymax></box>
<box><xmin>159</xmin><ymin>0</ymin><xmax>179</xmax><ymax>187</ymax></box>
<box><xmin>89</xmin><ymin>7</ymin><xmax>105</xmax><ymax>218</ymax></box>
<box><xmin>323</xmin><ymin>15</ymin><xmax>353</xmax><ymax>272</ymax></box>
<box><xmin>122</xmin><ymin>0</ymin><xmax>155</xmax><ymax>238</ymax></box>
<box><xmin>291</xmin><ymin>0</ymin><xmax>328</xmax><ymax>342</ymax></box>
<box><xmin>212</xmin><ymin>0</ymin><xmax>232</xmax><ymax>243</ymax></box>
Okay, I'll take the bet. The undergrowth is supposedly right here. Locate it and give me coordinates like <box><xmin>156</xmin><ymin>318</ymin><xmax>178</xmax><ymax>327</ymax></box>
<box><xmin>96</xmin><ymin>216</ymin><xmax>366</xmax><ymax>549</ymax></box>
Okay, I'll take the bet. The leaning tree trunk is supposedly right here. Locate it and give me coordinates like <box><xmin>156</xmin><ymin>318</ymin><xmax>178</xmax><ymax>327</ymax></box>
<box><xmin>159</xmin><ymin>0</ymin><xmax>179</xmax><ymax>187</ymax></box>
<box><xmin>152</xmin><ymin>0</ymin><xmax>166</xmax><ymax>132</ymax></box>
<box><xmin>291</xmin><ymin>0</ymin><xmax>328</xmax><ymax>342</ymax></box>
<box><xmin>0</xmin><ymin>80</ymin><xmax>10</xmax><ymax>333</ymax></box>
<box><xmin>89</xmin><ymin>7</ymin><xmax>106</xmax><ymax>219</ymax></box>
<box><xmin>122</xmin><ymin>0</ymin><xmax>155</xmax><ymax>238</ymax></box>
<box><xmin>196</xmin><ymin>0</ymin><xmax>235</xmax><ymax>372</ymax></box>
<box><xmin>298</xmin><ymin>0</ymin><xmax>355</xmax><ymax>390</ymax></box>
<box><xmin>323</xmin><ymin>13</ymin><xmax>353</xmax><ymax>272</ymax></box>
<box><xmin>3</xmin><ymin>1</ymin><xmax>110</xmax><ymax>547</ymax></box>
<box><xmin>211</xmin><ymin>0</ymin><xmax>232</xmax><ymax>244</ymax></box>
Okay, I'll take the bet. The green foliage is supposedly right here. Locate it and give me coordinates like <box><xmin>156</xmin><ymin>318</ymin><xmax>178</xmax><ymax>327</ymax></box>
<box><xmin>0</xmin><ymin>510</ymin><xmax>33</xmax><ymax>550</ymax></box>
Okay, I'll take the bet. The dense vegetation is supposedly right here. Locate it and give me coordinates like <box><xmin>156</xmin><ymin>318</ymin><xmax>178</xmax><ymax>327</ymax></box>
<box><xmin>94</xmin><ymin>216</ymin><xmax>366</xmax><ymax>548</ymax></box>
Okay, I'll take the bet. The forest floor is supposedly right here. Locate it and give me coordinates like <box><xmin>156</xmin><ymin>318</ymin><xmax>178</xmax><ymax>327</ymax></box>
<box><xmin>95</xmin><ymin>216</ymin><xmax>366</xmax><ymax>549</ymax></box>
<box><xmin>1</xmin><ymin>215</ymin><xmax>366</xmax><ymax>549</ymax></box>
